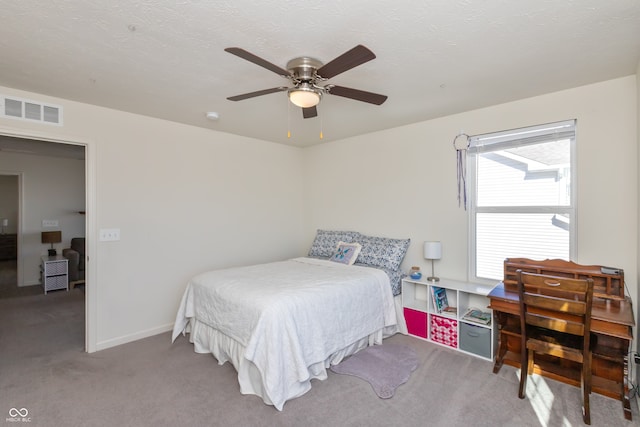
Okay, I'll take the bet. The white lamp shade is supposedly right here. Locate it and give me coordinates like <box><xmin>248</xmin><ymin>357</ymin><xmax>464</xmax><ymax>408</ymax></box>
<box><xmin>424</xmin><ymin>241</ymin><xmax>442</xmax><ymax>260</ymax></box>
<box><xmin>1</xmin><ymin>219</ymin><xmax>7</xmax><ymax>227</ymax></box>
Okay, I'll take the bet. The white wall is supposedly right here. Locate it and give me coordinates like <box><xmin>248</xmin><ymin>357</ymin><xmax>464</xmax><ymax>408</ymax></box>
<box><xmin>304</xmin><ymin>76</ymin><xmax>638</xmax><ymax>333</ymax></box>
<box><xmin>1</xmin><ymin>76</ymin><xmax>637</xmax><ymax>352</ymax></box>
<box><xmin>0</xmin><ymin>154</ymin><xmax>85</xmax><ymax>285</ymax></box>
<box><xmin>0</xmin><ymin>85</ymin><xmax>307</xmax><ymax>351</ymax></box>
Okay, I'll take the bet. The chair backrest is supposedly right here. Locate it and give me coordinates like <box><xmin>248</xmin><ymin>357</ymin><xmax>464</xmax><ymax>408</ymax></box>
<box><xmin>70</xmin><ymin>237</ymin><xmax>85</xmax><ymax>254</ymax></box>
<box><xmin>70</xmin><ymin>238</ymin><xmax>86</xmax><ymax>270</ymax></box>
<box><xmin>517</xmin><ymin>270</ymin><xmax>594</xmax><ymax>340</ymax></box>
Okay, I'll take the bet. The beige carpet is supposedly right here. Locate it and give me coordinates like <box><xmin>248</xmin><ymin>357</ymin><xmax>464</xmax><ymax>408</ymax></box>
<box><xmin>0</xmin><ymin>291</ymin><xmax>637</xmax><ymax>427</ymax></box>
<box><xmin>0</xmin><ymin>259</ymin><xmax>41</xmax><ymax>298</ymax></box>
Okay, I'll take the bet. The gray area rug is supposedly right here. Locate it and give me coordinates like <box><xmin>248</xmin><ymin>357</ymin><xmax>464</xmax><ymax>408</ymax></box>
<box><xmin>330</xmin><ymin>343</ymin><xmax>419</xmax><ymax>398</ymax></box>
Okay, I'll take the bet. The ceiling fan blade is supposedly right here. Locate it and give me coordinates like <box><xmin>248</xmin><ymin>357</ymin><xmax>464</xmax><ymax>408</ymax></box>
<box><xmin>302</xmin><ymin>106</ymin><xmax>318</xmax><ymax>119</ymax></box>
<box><xmin>316</xmin><ymin>45</ymin><xmax>376</xmax><ymax>79</ymax></box>
<box><xmin>328</xmin><ymin>85</ymin><xmax>387</xmax><ymax>105</ymax></box>
<box><xmin>224</xmin><ymin>47</ymin><xmax>290</xmax><ymax>77</ymax></box>
<box><xmin>227</xmin><ymin>87</ymin><xmax>288</xmax><ymax>101</ymax></box>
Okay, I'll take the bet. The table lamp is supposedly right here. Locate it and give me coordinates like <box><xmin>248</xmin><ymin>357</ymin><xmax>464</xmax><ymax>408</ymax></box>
<box><xmin>424</xmin><ymin>241</ymin><xmax>442</xmax><ymax>282</ymax></box>
<box><xmin>41</xmin><ymin>231</ymin><xmax>62</xmax><ymax>256</ymax></box>
<box><xmin>1</xmin><ymin>219</ymin><xmax>7</xmax><ymax>234</ymax></box>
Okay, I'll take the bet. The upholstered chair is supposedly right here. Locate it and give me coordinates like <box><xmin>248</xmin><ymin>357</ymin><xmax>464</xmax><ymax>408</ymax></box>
<box><xmin>63</xmin><ymin>237</ymin><xmax>85</xmax><ymax>289</ymax></box>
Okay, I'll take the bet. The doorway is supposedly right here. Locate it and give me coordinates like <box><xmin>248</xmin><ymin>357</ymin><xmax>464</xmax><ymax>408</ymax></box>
<box><xmin>0</xmin><ymin>132</ymin><xmax>92</xmax><ymax>351</ymax></box>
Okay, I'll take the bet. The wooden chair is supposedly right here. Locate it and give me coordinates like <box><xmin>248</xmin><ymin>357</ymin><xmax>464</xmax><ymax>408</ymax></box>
<box><xmin>517</xmin><ymin>270</ymin><xmax>594</xmax><ymax>424</ymax></box>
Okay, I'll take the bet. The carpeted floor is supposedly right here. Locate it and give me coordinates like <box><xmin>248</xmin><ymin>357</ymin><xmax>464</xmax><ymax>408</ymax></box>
<box><xmin>0</xmin><ymin>290</ymin><xmax>637</xmax><ymax>427</ymax></box>
<box><xmin>0</xmin><ymin>259</ymin><xmax>42</xmax><ymax>298</ymax></box>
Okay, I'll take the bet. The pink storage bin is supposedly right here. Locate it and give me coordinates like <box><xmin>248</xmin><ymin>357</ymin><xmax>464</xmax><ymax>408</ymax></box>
<box><xmin>430</xmin><ymin>314</ymin><xmax>458</xmax><ymax>348</ymax></box>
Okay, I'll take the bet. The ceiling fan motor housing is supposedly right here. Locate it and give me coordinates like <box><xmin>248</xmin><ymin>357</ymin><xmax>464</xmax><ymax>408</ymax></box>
<box><xmin>286</xmin><ymin>57</ymin><xmax>323</xmax><ymax>81</ymax></box>
<box><xmin>286</xmin><ymin>57</ymin><xmax>324</xmax><ymax>107</ymax></box>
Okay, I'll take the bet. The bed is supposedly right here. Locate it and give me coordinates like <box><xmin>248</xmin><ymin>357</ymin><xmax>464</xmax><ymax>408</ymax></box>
<box><xmin>172</xmin><ymin>230</ymin><xmax>409</xmax><ymax>410</ymax></box>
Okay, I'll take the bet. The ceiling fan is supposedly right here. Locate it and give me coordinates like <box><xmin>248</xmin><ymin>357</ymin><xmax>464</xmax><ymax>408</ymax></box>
<box><xmin>225</xmin><ymin>45</ymin><xmax>387</xmax><ymax>119</ymax></box>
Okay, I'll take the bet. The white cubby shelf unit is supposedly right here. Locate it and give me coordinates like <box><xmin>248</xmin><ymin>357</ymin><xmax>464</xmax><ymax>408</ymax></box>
<box><xmin>401</xmin><ymin>278</ymin><xmax>497</xmax><ymax>361</ymax></box>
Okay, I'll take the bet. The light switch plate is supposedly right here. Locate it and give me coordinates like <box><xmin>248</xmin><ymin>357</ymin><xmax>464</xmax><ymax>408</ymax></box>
<box><xmin>42</xmin><ymin>219</ymin><xmax>58</xmax><ymax>227</ymax></box>
<box><xmin>99</xmin><ymin>228</ymin><xmax>120</xmax><ymax>241</ymax></box>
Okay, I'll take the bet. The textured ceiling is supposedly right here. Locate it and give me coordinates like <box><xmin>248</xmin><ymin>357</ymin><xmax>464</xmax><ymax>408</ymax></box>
<box><xmin>0</xmin><ymin>1</ymin><xmax>639</xmax><ymax>148</ymax></box>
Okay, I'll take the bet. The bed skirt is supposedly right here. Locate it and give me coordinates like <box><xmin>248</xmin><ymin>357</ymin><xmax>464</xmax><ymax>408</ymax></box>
<box><xmin>184</xmin><ymin>295</ymin><xmax>406</xmax><ymax>409</ymax></box>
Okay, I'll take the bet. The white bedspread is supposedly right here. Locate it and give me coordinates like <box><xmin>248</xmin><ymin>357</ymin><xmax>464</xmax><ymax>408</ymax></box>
<box><xmin>172</xmin><ymin>257</ymin><xmax>397</xmax><ymax>410</ymax></box>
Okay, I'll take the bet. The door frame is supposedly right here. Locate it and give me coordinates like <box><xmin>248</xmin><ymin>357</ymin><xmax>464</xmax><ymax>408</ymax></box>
<box><xmin>0</xmin><ymin>126</ymin><xmax>96</xmax><ymax>352</ymax></box>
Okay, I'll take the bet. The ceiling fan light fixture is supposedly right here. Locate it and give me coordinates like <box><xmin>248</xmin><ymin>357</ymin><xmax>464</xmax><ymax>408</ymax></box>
<box><xmin>288</xmin><ymin>84</ymin><xmax>321</xmax><ymax>108</ymax></box>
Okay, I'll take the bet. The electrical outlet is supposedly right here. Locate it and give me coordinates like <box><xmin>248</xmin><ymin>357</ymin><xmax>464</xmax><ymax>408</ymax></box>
<box><xmin>99</xmin><ymin>228</ymin><xmax>120</xmax><ymax>241</ymax></box>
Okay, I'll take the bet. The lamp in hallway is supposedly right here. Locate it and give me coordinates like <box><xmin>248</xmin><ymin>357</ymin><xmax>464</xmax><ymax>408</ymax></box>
<box><xmin>41</xmin><ymin>231</ymin><xmax>62</xmax><ymax>256</ymax></box>
<box><xmin>1</xmin><ymin>219</ymin><xmax>7</xmax><ymax>234</ymax></box>
<box><xmin>424</xmin><ymin>241</ymin><xmax>442</xmax><ymax>283</ymax></box>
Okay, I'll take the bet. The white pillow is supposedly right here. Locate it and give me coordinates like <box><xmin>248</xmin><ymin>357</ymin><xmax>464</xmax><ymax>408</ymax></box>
<box><xmin>329</xmin><ymin>241</ymin><xmax>362</xmax><ymax>265</ymax></box>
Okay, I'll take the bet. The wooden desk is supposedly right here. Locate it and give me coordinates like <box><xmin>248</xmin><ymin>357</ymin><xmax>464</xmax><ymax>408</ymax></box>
<box><xmin>489</xmin><ymin>281</ymin><xmax>635</xmax><ymax>420</ymax></box>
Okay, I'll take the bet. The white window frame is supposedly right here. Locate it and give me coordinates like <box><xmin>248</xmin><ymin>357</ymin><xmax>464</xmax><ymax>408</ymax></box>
<box><xmin>467</xmin><ymin>120</ymin><xmax>577</xmax><ymax>284</ymax></box>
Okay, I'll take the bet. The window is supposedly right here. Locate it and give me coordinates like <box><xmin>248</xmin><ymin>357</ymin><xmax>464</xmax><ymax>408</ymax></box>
<box><xmin>468</xmin><ymin>120</ymin><xmax>576</xmax><ymax>282</ymax></box>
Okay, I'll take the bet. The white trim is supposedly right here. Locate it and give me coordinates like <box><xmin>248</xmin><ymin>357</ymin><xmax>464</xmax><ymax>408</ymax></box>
<box><xmin>469</xmin><ymin>119</ymin><xmax>575</xmax><ymax>148</ymax></box>
<box><xmin>95</xmin><ymin>323</ymin><xmax>173</xmax><ymax>351</ymax></box>
<box><xmin>17</xmin><ymin>172</ymin><xmax>23</xmax><ymax>287</ymax></box>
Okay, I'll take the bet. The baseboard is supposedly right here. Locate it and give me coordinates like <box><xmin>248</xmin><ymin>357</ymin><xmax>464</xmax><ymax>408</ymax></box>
<box><xmin>19</xmin><ymin>281</ymin><xmax>41</xmax><ymax>287</ymax></box>
<box><xmin>95</xmin><ymin>323</ymin><xmax>173</xmax><ymax>351</ymax></box>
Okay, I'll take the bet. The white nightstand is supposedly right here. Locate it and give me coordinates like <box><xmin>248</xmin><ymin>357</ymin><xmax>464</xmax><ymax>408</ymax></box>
<box><xmin>41</xmin><ymin>255</ymin><xmax>69</xmax><ymax>294</ymax></box>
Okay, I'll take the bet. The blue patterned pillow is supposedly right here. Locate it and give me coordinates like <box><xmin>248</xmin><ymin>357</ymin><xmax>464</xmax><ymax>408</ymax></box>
<box><xmin>355</xmin><ymin>235</ymin><xmax>410</xmax><ymax>271</ymax></box>
<box><xmin>386</xmin><ymin>268</ymin><xmax>405</xmax><ymax>296</ymax></box>
<box><xmin>355</xmin><ymin>263</ymin><xmax>405</xmax><ymax>296</ymax></box>
<box><xmin>308</xmin><ymin>229</ymin><xmax>360</xmax><ymax>258</ymax></box>
<box><xmin>329</xmin><ymin>241</ymin><xmax>362</xmax><ymax>265</ymax></box>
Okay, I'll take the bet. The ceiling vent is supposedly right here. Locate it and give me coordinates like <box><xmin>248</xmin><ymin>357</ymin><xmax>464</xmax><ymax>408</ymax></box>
<box><xmin>1</xmin><ymin>95</ymin><xmax>63</xmax><ymax>126</ymax></box>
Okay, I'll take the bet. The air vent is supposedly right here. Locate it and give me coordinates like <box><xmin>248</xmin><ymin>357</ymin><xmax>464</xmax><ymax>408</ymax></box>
<box><xmin>1</xmin><ymin>95</ymin><xmax>63</xmax><ymax>126</ymax></box>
